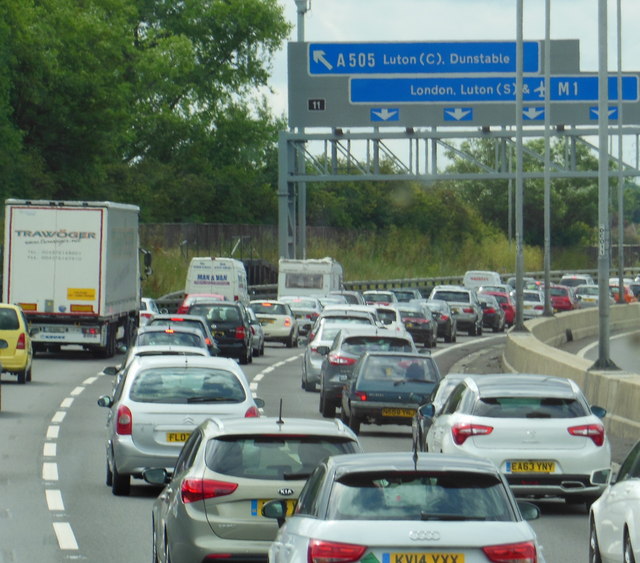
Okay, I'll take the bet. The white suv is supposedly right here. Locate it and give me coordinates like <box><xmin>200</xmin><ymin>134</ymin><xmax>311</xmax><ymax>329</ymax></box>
<box><xmin>428</xmin><ymin>284</ymin><xmax>483</xmax><ymax>336</ymax></box>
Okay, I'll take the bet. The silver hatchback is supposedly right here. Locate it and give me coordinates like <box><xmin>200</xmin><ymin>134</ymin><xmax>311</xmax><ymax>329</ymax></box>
<box><xmin>97</xmin><ymin>355</ymin><xmax>263</xmax><ymax>495</ymax></box>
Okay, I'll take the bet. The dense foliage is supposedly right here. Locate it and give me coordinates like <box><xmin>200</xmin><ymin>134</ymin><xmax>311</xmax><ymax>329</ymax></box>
<box><xmin>2</xmin><ymin>0</ymin><xmax>638</xmax><ymax>250</ymax></box>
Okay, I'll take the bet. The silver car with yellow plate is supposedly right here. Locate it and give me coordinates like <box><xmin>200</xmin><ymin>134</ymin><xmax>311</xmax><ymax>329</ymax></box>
<box><xmin>264</xmin><ymin>452</ymin><xmax>545</xmax><ymax>563</ymax></box>
<box><xmin>143</xmin><ymin>417</ymin><xmax>361</xmax><ymax>563</ymax></box>
<box><xmin>97</xmin><ymin>355</ymin><xmax>263</xmax><ymax>496</ymax></box>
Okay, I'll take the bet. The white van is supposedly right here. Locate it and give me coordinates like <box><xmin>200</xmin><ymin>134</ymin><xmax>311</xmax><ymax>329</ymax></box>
<box><xmin>278</xmin><ymin>257</ymin><xmax>343</xmax><ymax>299</ymax></box>
<box><xmin>184</xmin><ymin>257</ymin><xmax>249</xmax><ymax>305</ymax></box>
<box><xmin>462</xmin><ymin>270</ymin><xmax>502</xmax><ymax>289</ymax></box>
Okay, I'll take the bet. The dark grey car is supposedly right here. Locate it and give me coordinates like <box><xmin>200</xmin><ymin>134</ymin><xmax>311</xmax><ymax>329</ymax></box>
<box><xmin>317</xmin><ymin>326</ymin><xmax>417</xmax><ymax>418</ymax></box>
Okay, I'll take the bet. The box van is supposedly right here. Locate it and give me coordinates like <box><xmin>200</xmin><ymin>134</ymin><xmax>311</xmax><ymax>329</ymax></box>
<box><xmin>184</xmin><ymin>257</ymin><xmax>249</xmax><ymax>305</ymax></box>
<box><xmin>462</xmin><ymin>270</ymin><xmax>502</xmax><ymax>290</ymax></box>
<box><xmin>278</xmin><ymin>258</ymin><xmax>343</xmax><ymax>299</ymax></box>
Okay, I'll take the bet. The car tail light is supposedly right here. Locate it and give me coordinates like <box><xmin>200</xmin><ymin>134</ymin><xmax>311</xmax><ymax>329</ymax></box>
<box><xmin>285</xmin><ymin>317</ymin><xmax>292</xmax><ymax>327</ymax></box>
<box><xmin>234</xmin><ymin>326</ymin><xmax>246</xmax><ymax>340</ymax></box>
<box><xmin>116</xmin><ymin>406</ymin><xmax>133</xmax><ymax>435</ymax></box>
<box><xmin>309</xmin><ymin>331</ymin><xmax>316</xmax><ymax>341</ymax></box>
<box><xmin>451</xmin><ymin>423</ymin><xmax>493</xmax><ymax>445</ymax></box>
<box><xmin>534</xmin><ymin>305</ymin><xmax>544</xmax><ymax>311</ymax></box>
<box><xmin>482</xmin><ymin>541</ymin><xmax>537</xmax><ymax>563</ymax></box>
<box><xmin>307</xmin><ymin>313</ymin><xmax>319</xmax><ymax>320</ymax></box>
<box><xmin>250</xmin><ymin>326</ymin><xmax>256</xmax><ymax>335</ymax></box>
<box><xmin>16</xmin><ymin>333</ymin><xmax>26</xmax><ymax>350</ymax></box>
<box><xmin>354</xmin><ymin>391</ymin><xmax>368</xmax><ymax>401</ymax></box>
<box><xmin>568</xmin><ymin>424</ymin><xmax>605</xmax><ymax>446</ymax></box>
<box><xmin>205</xmin><ymin>337</ymin><xmax>213</xmax><ymax>346</ymax></box>
<box><xmin>328</xmin><ymin>353</ymin><xmax>357</xmax><ymax>366</ymax></box>
<box><xmin>308</xmin><ymin>539</ymin><xmax>367</xmax><ymax>563</ymax></box>
<box><xmin>439</xmin><ymin>314</ymin><xmax>450</xmax><ymax>321</ymax></box>
<box><xmin>244</xmin><ymin>406</ymin><xmax>261</xmax><ymax>418</ymax></box>
<box><xmin>462</xmin><ymin>307</ymin><xmax>474</xmax><ymax>313</ymax></box>
<box><xmin>484</xmin><ymin>307</ymin><xmax>497</xmax><ymax>314</ymax></box>
<box><xmin>177</xmin><ymin>305</ymin><xmax>188</xmax><ymax>314</ymax></box>
<box><xmin>181</xmin><ymin>478</ymin><xmax>238</xmax><ymax>504</ymax></box>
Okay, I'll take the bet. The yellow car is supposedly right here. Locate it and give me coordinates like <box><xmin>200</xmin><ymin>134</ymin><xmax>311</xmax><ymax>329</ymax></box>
<box><xmin>0</xmin><ymin>304</ymin><xmax>33</xmax><ymax>384</ymax></box>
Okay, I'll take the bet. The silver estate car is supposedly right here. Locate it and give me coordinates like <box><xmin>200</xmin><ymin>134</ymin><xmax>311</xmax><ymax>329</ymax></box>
<box><xmin>97</xmin><ymin>355</ymin><xmax>263</xmax><ymax>496</ymax></box>
<box><xmin>143</xmin><ymin>417</ymin><xmax>362</xmax><ymax>563</ymax></box>
<box><xmin>263</xmin><ymin>452</ymin><xmax>545</xmax><ymax>563</ymax></box>
<box><xmin>429</xmin><ymin>284</ymin><xmax>483</xmax><ymax>336</ymax></box>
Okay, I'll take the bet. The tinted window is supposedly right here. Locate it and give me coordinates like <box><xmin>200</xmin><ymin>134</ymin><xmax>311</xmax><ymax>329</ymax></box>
<box><xmin>473</xmin><ymin>397</ymin><xmax>587</xmax><ymax>418</ymax></box>
<box><xmin>129</xmin><ymin>367</ymin><xmax>245</xmax><ymax>403</ymax></box>
<box><xmin>136</xmin><ymin>331</ymin><xmax>203</xmax><ymax>347</ymax></box>
<box><xmin>296</xmin><ymin>464</ymin><xmax>328</xmax><ymax>516</ymax></box>
<box><xmin>433</xmin><ymin>291</ymin><xmax>470</xmax><ymax>303</ymax></box>
<box><xmin>0</xmin><ymin>308</ymin><xmax>19</xmax><ymax>330</ymax></box>
<box><xmin>342</xmin><ymin>337</ymin><xmax>413</xmax><ymax>354</ymax></box>
<box><xmin>174</xmin><ymin>430</ymin><xmax>203</xmax><ymax>475</ymax></box>
<box><xmin>617</xmin><ymin>441</ymin><xmax>640</xmax><ymax>481</ymax></box>
<box><xmin>360</xmin><ymin>356</ymin><xmax>438</xmax><ymax>383</ymax></box>
<box><xmin>205</xmin><ymin>436</ymin><xmax>358</xmax><ymax>480</ymax></box>
<box><xmin>327</xmin><ymin>471</ymin><xmax>514</xmax><ymax>521</ymax></box>
<box><xmin>399</xmin><ymin>309</ymin><xmax>427</xmax><ymax>320</ymax></box>
<box><xmin>442</xmin><ymin>383</ymin><xmax>466</xmax><ymax>415</ymax></box>
<box><xmin>252</xmin><ymin>303</ymin><xmax>289</xmax><ymax>315</ymax></box>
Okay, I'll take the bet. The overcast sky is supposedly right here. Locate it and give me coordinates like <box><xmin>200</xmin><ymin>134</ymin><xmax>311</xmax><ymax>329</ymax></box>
<box><xmin>267</xmin><ymin>0</ymin><xmax>640</xmax><ymax>119</ymax></box>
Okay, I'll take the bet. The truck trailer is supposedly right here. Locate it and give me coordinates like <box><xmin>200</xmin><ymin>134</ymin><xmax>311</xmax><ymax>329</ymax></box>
<box><xmin>277</xmin><ymin>257</ymin><xmax>344</xmax><ymax>299</ymax></box>
<box><xmin>3</xmin><ymin>200</ymin><xmax>142</xmax><ymax>357</ymax></box>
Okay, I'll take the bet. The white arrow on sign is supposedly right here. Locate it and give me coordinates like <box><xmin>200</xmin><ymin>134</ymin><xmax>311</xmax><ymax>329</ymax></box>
<box><xmin>590</xmin><ymin>107</ymin><xmax>618</xmax><ymax>119</ymax></box>
<box><xmin>523</xmin><ymin>107</ymin><xmax>544</xmax><ymax>120</ymax></box>
<box><xmin>371</xmin><ymin>108</ymin><xmax>398</xmax><ymax>121</ymax></box>
<box><xmin>312</xmin><ymin>50</ymin><xmax>333</xmax><ymax>70</ymax></box>
<box><xmin>445</xmin><ymin>108</ymin><xmax>472</xmax><ymax>121</ymax></box>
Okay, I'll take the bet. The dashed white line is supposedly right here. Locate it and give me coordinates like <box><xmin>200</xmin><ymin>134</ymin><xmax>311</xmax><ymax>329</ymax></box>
<box><xmin>45</xmin><ymin>489</ymin><xmax>65</xmax><ymax>511</ymax></box>
<box><xmin>42</xmin><ymin>462</ymin><xmax>59</xmax><ymax>481</ymax></box>
<box><xmin>82</xmin><ymin>376</ymin><xmax>98</xmax><ymax>385</ymax></box>
<box><xmin>43</xmin><ymin>442</ymin><xmax>57</xmax><ymax>457</ymax></box>
<box><xmin>70</xmin><ymin>386</ymin><xmax>84</xmax><ymax>396</ymax></box>
<box><xmin>60</xmin><ymin>398</ymin><xmax>74</xmax><ymax>408</ymax></box>
<box><xmin>52</xmin><ymin>411</ymin><xmax>66</xmax><ymax>423</ymax></box>
<box><xmin>46</xmin><ymin>426</ymin><xmax>60</xmax><ymax>439</ymax></box>
<box><xmin>52</xmin><ymin>522</ymin><xmax>78</xmax><ymax>550</ymax></box>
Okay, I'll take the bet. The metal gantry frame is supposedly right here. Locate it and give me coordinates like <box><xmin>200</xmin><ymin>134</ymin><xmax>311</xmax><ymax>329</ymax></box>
<box><xmin>278</xmin><ymin>125</ymin><xmax>640</xmax><ymax>258</ymax></box>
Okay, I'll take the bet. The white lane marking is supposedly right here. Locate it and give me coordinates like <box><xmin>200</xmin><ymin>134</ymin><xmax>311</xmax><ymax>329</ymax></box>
<box><xmin>42</xmin><ymin>463</ymin><xmax>59</xmax><ymax>481</ymax></box>
<box><xmin>253</xmin><ymin>374</ymin><xmax>264</xmax><ymax>382</ymax></box>
<box><xmin>52</xmin><ymin>522</ymin><xmax>79</xmax><ymax>550</ymax></box>
<box><xmin>70</xmin><ymin>386</ymin><xmax>84</xmax><ymax>396</ymax></box>
<box><xmin>43</xmin><ymin>442</ymin><xmax>57</xmax><ymax>457</ymax></box>
<box><xmin>60</xmin><ymin>398</ymin><xmax>74</xmax><ymax>408</ymax></box>
<box><xmin>262</xmin><ymin>367</ymin><xmax>274</xmax><ymax>373</ymax></box>
<box><xmin>52</xmin><ymin>411</ymin><xmax>66</xmax><ymax>423</ymax></box>
<box><xmin>83</xmin><ymin>376</ymin><xmax>98</xmax><ymax>385</ymax></box>
<box><xmin>46</xmin><ymin>426</ymin><xmax>60</xmax><ymax>439</ymax></box>
<box><xmin>430</xmin><ymin>334</ymin><xmax>506</xmax><ymax>358</ymax></box>
<box><xmin>46</xmin><ymin>490</ymin><xmax>65</xmax><ymax>511</ymax></box>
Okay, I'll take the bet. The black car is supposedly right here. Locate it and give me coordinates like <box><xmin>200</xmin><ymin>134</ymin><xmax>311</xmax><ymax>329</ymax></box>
<box><xmin>479</xmin><ymin>293</ymin><xmax>506</xmax><ymax>332</ymax></box>
<box><xmin>424</xmin><ymin>298</ymin><xmax>457</xmax><ymax>343</ymax></box>
<box><xmin>340</xmin><ymin>351</ymin><xmax>441</xmax><ymax>434</ymax></box>
<box><xmin>397</xmin><ymin>303</ymin><xmax>437</xmax><ymax>348</ymax></box>
<box><xmin>317</xmin><ymin>327</ymin><xmax>417</xmax><ymax>419</ymax></box>
<box><xmin>187</xmin><ymin>301</ymin><xmax>254</xmax><ymax>365</ymax></box>
<box><xmin>146</xmin><ymin>313</ymin><xmax>220</xmax><ymax>356</ymax></box>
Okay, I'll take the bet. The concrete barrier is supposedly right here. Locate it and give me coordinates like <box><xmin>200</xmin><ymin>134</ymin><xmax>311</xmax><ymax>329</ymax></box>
<box><xmin>503</xmin><ymin>303</ymin><xmax>640</xmax><ymax>441</ymax></box>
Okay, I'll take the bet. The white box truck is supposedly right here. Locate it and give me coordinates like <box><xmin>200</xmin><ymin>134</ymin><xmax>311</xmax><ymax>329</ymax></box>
<box><xmin>3</xmin><ymin>200</ymin><xmax>142</xmax><ymax>357</ymax></box>
<box><xmin>277</xmin><ymin>257</ymin><xmax>343</xmax><ymax>298</ymax></box>
<box><xmin>184</xmin><ymin>257</ymin><xmax>249</xmax><ymax>305</ymax></box>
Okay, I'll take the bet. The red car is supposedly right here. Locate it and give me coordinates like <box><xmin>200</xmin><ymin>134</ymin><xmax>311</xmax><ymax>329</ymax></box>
<box><xmin>549</xmin><ymin>283</ymin><xmax>579</xmax><ymax>312</ymax></box>
<box><xmin>482</xmin><ymin>290</ymin><xmax>516</xmax><ymax>327</ymax></box>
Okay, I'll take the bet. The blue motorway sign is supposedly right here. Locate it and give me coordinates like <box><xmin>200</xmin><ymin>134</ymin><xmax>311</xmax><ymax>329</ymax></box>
<box><xmin>350</xmin><ymin>75</ymin><xmax>639</xmax><ymax>104</ymax></box>
<box><xmin>309</xmin><ymin>41</ymin><xmax>541</xmax><ymax>75</ymax></box>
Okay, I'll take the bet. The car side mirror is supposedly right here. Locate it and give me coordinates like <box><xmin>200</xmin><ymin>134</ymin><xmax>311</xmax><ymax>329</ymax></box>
<box><xmin>262</xmin><ymin>499</ymin><xmax>288</xmax><ymax>527</ymax></box>
<box><xmin>100</xmin><ymin>366</ymin><xmax>119</xmax><ymax>377</ymax></box>
<box><xmin>142</xmin><ymin>468</ymin><xmax>171</xmax><ymax>486</ymax></box>
<box><xmin>418</xmin><ymin>403</ymin><xmax>435</xmax><ymax>418</ymax></box>
<box><xmin>97</xmin><ymin>395</ymin><xmax>113</xmax><ymax>408</ymax></box>
<box><xmin>316</xmin><ymin>345</ymin><xmax>330</xmax><ymax>356</ymax></box>
<box><xmin>517</xmin><ymin>501</ymin><xmax>541</xmax><ymax>521</ymax></box>
<box><xmin>254</xmin><ymin>397</ymin><xmax>265</xmax><ymax>408</ymax></box>
<box><xmin>590</xmin><ymin>405</ymin><xmax>607</xmax><ymax>419</ymax></box>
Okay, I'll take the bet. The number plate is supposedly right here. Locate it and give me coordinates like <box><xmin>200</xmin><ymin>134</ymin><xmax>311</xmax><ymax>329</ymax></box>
<box><xmin>166</xmin><ymin>432</ymin><xmax>191</xmax><ymax>443</ymax></box>
<box><xmin>251</xmin><ymin>499</ymin><xmax>297</xmax><ymax>517</ymax></box>
<box><xmin>384</xmin><ymin>553</ymin><xmax>464</xmax><ymax>563</ymax></box>
<box><xmin>381</xmin><ymin>407</ymin><xmax>416</xmax><ymax>417</ymax></box>
<box><xmin>507</xmin><ymin>460</ymin><xmax>555</xmax><ymax>473</ymax></box>
<box><xmin>213</xmin><ymin>331</ymin><xmax>225</xmax><ymax>337</ymax></box>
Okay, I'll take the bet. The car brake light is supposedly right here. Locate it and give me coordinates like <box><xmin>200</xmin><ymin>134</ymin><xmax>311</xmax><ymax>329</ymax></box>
<box><xmin>463</xmin><ymin>307</ymin><xmax>474</xmax><ymax>313</ymax></box>
<box><xmin>308</xmin><ymin>539</ymin><xmax>367</xmax><ymax>563</ymax></box>
<box><xmin>328</xmin><ymin>354</ymin><xmax>357</xmax><ymax>366</ymax></box>
<box><xmin>16</xmin><ymin>333</ymin><xmax>26</xmax><ymax>350</ymax></box>
<box><xmin>451</xmin><ymin>423</ymin><xmax>493</xmax><ymax>445</ymax></box>
<box><xmin>484</xmin><ymin>307</ymin><xmax>497</xmax><ymax>314</ymax></box>
<box><xmin>482</xmin><ymin>541</ymin><xmax>537</xmax><ymax>563</ymax></box>
<box><xmin>244</xmin><ymin>406</ymin><xmax>260</xmax><ymax>418</ymax></box>
<box><xmin>181</xmin><ymin>478</ymin><xmax>238</xmax><ymax>504</ymax></box>
<box><xmin>482</xmin><ymin>542</ymin><xmax>538</xmax><ymax>563</ymax></box>
<box><xmin>116</xmin><ymin>405</ymin><xmax>132</xmax><ymax>435</ymax></box>
<box><xmin>568</xmin><ymin>424</ymin><xmax>605</xmax><ymax>446</ymax></box>
<box><xmin>234</xmin><ymin>326</ymin><xmax>246</xmax><ymax>340</ymax></box>
<box><xmin>354</xmin><ymin>391</ymin><xmax>368</xmax><ymax>401</ymax></box>
<box><xmin>285</xmin><ymin>317</ymin><xmax>292</xmax><ymax>327</ymax></box>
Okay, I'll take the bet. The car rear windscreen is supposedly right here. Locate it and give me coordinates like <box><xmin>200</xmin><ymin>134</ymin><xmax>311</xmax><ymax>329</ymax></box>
<box><xmin>473</xmin><ymin>396</ymin><xmax>588</xmax><ymax>418</ymax></box>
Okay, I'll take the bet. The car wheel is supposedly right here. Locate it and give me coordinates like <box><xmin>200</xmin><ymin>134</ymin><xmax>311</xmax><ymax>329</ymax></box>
<box><xmin>625</xmin><ymin>530</ymin><xmax>636</xmax><ymax>563</ymax></box>
<box><xmin>111</xmin><ymin>461</ymin><xmax>131</xmax><ymax>496</ymax></box>
<box><xmin>348</xmin><ymin>412</ymin><xmax>361</xmax><ymax>434</ymax></box>
<box><xmin>239</xmin><ymin>346</ymin><xmax>250</xmax><ymax>365</ymax></box>
<box><xmin>477</xmin><ymin>322</ymin><xmax>483</xmax><ymax>336</ymax></box>
<box><xmin>467</xmin><ymin>325</ymin><xmax>476</xmax><ymax>336</ymax></box>
<box><xmin>259</xmin><ymin>341</ymin><xmax>265</xmax><ymax>356</ymax></box>
<box><xmin>444</xmin><ymin>328</ymin><xmax>452</xmax><ymax>343</ymax></box>
<box><xmin>106</xmin><ymin>460</ymin><xmax>113</xmax><ymax>487</ymax></box>
<box><xmin>26</xmin><ymin>365</ymin><xmax>32</xmax><ymax>382</ymax></box>
<box><xmin>319</xmin><ymin>393</ymin><xmax>336</xmax><ymax>418</ymax></box>
<box><xmin>302</xmin><ymin>375</ymin><xmax>315</xmax><ymax>392</ymax></box>
<box><xmin>589</xmin><ymin>518</ymin><xmax>603</xmax><ymax>563</ymax></box>
<box><xmin>16</xmin><ymin>369</ymin><xmax>27</xmax><ymax>384</ymax></box>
